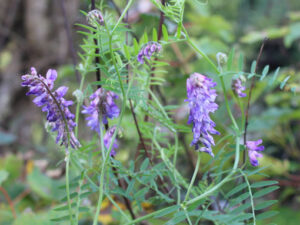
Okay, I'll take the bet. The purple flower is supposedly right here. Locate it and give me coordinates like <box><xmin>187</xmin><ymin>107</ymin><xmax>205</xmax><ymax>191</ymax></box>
<box><xmin>246</xmin><ymin>139</ymin><xmax>264</xmax><ymax>166</ymax></box>
<box><xmin>81</xmin><ymin>88</ymin><xmax>120</xmax><ymax>133</ymax></box>
<box><xmin>137</xmin><ymin>41</ymin><xmax>162</xmax><ymax>64</ymax></box>
<box><xmin>21</xmin><ymin>67</ymin><xmax>80</xmax><ymax>149</ymax></box>
<box><xmin>186</xmin><ymin>73</ymin><xmax>220</xmax><ymax>157</ymax></box>
<box><xmin>232</xmin><ymin>78</ymin><xmax>247</xmax><ymax>98</ymax></box>
<box><xmin>104</xmin><ymin>126</ymin><xmax>118</xmax><ymax>157</ymax></box>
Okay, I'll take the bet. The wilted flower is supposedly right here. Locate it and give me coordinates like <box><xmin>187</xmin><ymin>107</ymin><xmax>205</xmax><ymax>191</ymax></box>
<box><xmin>81</xmin><ymin>88</ymin><xmax>119</xmax><ymax>133</ymax></box>
<box><xmin>21</xmin><ymin>67</ymin><xmax>80</xmax><ymax>149</ymax></box>
<box><xmin>232</xmin><ymin>78</ymin><xmax>247</xmax><ymax>98</ymax></box>
<box><xmin>246</xmin><ymin>139</ymin><xmax>264</xmax><ymax>166</ymax></box>
<box><xmin>87</xmin><ymin>9</ymin><xmax>104</xmax><ymax>26</ymax></box>
<box><xmin>104</xmin><ymin>126</ymin><xmax>118</xmax><ymax>157</ymax></box>
<box><xmin>137</xmin><ymin>41</ymin><xmax>162</xmax><ymax>64</ymax></box>
<box><xmin>186</xmin><ymin>73</ymin><xmax>220</xmax><ymax>157</ymax></box>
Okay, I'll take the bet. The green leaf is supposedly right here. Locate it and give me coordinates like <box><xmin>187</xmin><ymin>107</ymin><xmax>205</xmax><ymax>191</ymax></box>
<box><xmin>153</xmin><ymin>28</ymin><xmax>158</xmax><ymax>42</ymax></box>
<box><xmin>225</xmin><ymin>183</ymin><xmax>247</xmax><ymax>198</ymax></box>
<box><xmin>260</xmin><ymin>65</ymin><xmax>269</xmax><ymax>80</ymax></box>
<box><xmin>154</xmin><ymin>205</ymin><xmax>181</xmax><ymax>218</ymax></box>
<box><xmin>133</xmin><ymin>38</ymin><xmax>139</xmax><ymax>54</ymax></box>
<box><xmin>141</xmin><ymin>158</ymin><xmax>150</xmax><ymax>171</ymax></box>
<box><xmin>13</xmin><ymin>212</ymin><xmax>52</xmax><ymax>225</ymax></box>
<box><xmin>253</xmin><ymin>186</ymin><xmax>279</xmax><ymax>198</ymax></box>
<box><xmin>227</xmin><ymin>48</ymin><xmax>235</xmax><ymax>71</ymax></box>
<box><xmin>250</xmin><ymin>60</ymin><xmax>257</xmax><ymax>73</ymax></box>
<box><xmin>255</xmin><ymin>200</ymin><xmax>278</xmax><ymax>210</ymax></box>
<box><xmin>0</xmin><ymin>170</ymin><xmax>8</xmax><ymax>186</ymax></box>
<box><xmin>162</xmin><ymin>24</ymin><xmax>169</xmax><ymax>41</ymax></box>
<box><xmin>238</xmin><ymin>53</ymin><xmax>244</xmax><ymax>71</ymax></box>
<box><xmin>251</xmin><ymin>180</ymin><xmax>278</xmax><ymax>188</ymax></box>
<box><xmin>50</xmin><ymin>214</ymin><xmax>74</xmax><ymax>222</ymax></box>
<box><xmin>123</xmin><ymin>45</ymin><xmax>130</xmax><ymax>60</ymax></box>
<box><xmin>256</xmin><ymin>211</ymin><xmax>278</xmax><ymax>220</ymax></box>
<box><xmin>268</xmin><ymin>67</ymin><xmax>280</xmax><ymax>86</ymax></box>
<box><xmin>230</xmin><ymin>192</ymin><xmax>250</xmax><ymax>206</ymax></box>
<box><xmin>280</xmin><ymin>76</ymin><xmax>290</xmax><ymax>89</ymax></box>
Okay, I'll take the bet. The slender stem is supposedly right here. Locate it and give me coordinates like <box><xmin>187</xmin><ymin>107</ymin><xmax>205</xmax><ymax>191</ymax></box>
<box><xmin>93</xmin><ymin>4</ymin><xmax>134</xmax><ymax>221</ymax></box>
<box><xmin>65</xmin><ymin>154</ymin><xmax>74</xmax><ymax>225</ymax></box>
<box><xmin>75</xmin><ymin>75</ymin><xmax>86</xmax><ymax>137</ymax></box>
<box><xmin>173</xmin><ymin>133</ymin><xmax>181</xmax><ymax>204</ymax></box>
<box><xmin>153</xmin><ymin>138</ymin><xmax>197</xmax><ymax>196</ymax></box>
<box><xmin>220</xmin><ymin>77</ymin><xmax>239</xmax><ymax>130</ymax></box>
<box><xmin>74</xmin><ymin>171</ymin><xmax>85</xmax><ymax>224</ymax></box>
<box><xmin>105</xmin><ymin>193</ymin><xmax>131</xmax><ymax>222</ymax></box>
<box><xmin>111</xmin><ymin>0</ymin><xmax>134</xmax><ymax>35</ymax></box>
<box><xmin>186</xmin><ymin>136</ymin><xmax>240</xmax><ymax>205</ymax></box>
<box><xmin>184</xmin><ymin>153</ymin><xmax>201</xmax><ymax>202</ymax></box>
<box><xmin>240</xmin><ymin>170</ymin><xmax>256</xmax><ymax>225</ymax></box>
<box><xmin>0</xmin><ymin>187</ymin><xmax>16</xmax><ymax>219</ymax></box>
<box><xmin>92</xmin><ymin>122</ymin><xmax>106</xmax><ymax>225</ymax></box>
<box><xmin>182</xmin><ymin>207</ymin><xmax>193</xmax><ymax>225</ymax></box>
<box><xmin>184</xmin><ymin>31</ymin><xmax>239</xmax><ymax>130</ymax></box>
<box><xmin>243</xmin><ymin>39</ymin><xmax>267</xmax><ymax>164</ymax></box>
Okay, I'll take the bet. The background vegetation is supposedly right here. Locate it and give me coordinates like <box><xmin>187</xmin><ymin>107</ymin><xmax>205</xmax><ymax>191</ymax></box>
<box><xmin>0</xmin><ymin>0</ymin><xmax>300</xmax><ymax>224</ymax></box>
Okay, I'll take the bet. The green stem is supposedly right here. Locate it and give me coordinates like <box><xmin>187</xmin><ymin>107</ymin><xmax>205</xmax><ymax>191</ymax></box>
<box><xmin>173</xmin><ymin>133</ymin><xmax>181</xmax><ymax>204</ymax></box>
<box><xmin>184</xmin><ymin>152</ymin><xmax>200</xmax><ymax>202</ymax></box>
<box><xmin>65</xmin><ymin>153</ymin><xmax>74</xmax><ymax>225</ymax></box>
<box><xmin>74</xmin><ymin>171</ymin><xmax>85</xmax><ymax>225</ymax></box>
<box><xmin>186</xmin><ymin>136</ymin><xmax>240</xmax><ymax>205</ymax></box>
<box><xmin>220</xmin><ymin>77</ymin><xmax>239</xmax><ymax>130</ymax></box>
<box><xmin>111</xmin><ymin>0</ymin><xmax>134</xmax><ymax>35</ymax></box>
<box><xmin>105</xmin><ymin>193</ymin><xmax>131</xmax><ymax>222</ymax></box>
<box><xmin>240</xmin><ymin>169</ymin><xmax>256</xmax><ymax>225</ymax></box>
<box><xmin>183</xmin><ymin>27</ymin><xmax>239</xmax><ymax>131</ymax></box>
<box><xmin>75</xmin><ymin>75</ymin><xmax>86</xmax><ymax>137</ymax></box>
<box><xmin>153</xmin><ymin>138</ymin><xmax>197</xmax><ymax>196</ymax></box>
<box><xmin>92</xmin><ymin>122</ymin><xmax>106</xmax><ymax>225</ymax></box>
<box><xmin>92</xmin><ymin>4</ymin><xmax>134</xmax><ymax>221</ymax></box>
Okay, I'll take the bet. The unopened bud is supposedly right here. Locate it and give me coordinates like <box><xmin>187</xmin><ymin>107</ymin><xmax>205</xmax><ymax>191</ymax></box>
<box><xmin>87</xmin><ymin>9</ymin><xmax>104</xmax><ymax>26</ymax></box>
<box><xmin>216</xmin><ymin>52</ymin><xmax>227</xmax><ymax>66</ymax></box>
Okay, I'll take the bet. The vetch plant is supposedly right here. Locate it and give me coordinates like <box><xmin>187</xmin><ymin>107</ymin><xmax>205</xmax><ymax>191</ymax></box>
<box><xmin>20</xmin><ymin>1</ymin><xmax>291</xmax><ymax>224</ymax></box>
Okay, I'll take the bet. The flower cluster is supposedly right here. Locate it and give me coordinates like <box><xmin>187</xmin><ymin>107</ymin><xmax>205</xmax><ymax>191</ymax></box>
<box><xmin>82</xmin><ymin>88</ymin><xmax>120</xmax><ymax>133</ymax></box>
<box><xmin>246</xmin><ymin>139</ymin><xmax>265</xmax><ymax>166</ymax></box>
<box><xmin>87</xmin><ymin>9</ymin><xmax>104</xmax><ymax>26</ymax></box>
<box><xmin>21</xmin><ymin>67</ymin><xmax>80</xmax><ymax>149</ymax></box>
<box><xmin>232</xmin><ymin>78</ymin><xmax>247</xmax><ymax>98</ymax></box>
<box><xmin>104</xmin><ymin>126</ymin><xmax>119</xmax><ymax>157</ymax></box>
<box><xmin>186</xmin><ymin>73</ymin><xmax>220</xmax><ymax>157</ymax></box>
<box><xmin>137</xmin><ymin>41</ymin><xmax>162</xmax><ymax>64</ymax></box>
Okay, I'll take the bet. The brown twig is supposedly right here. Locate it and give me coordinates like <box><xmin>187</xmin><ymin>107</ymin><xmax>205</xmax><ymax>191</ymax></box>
<box><xmin>91</xmin><ymin>0</ymin><xmax>101</xmax><ymax>89</ymax></box>
<box><xmin>58</xmin><ymin>0</ymin><xmax>80</xmax><ymax>82</ymax></box>
<box><xmin>243</xmin><ymin>38</ymin><xmax>268</xmax><ymax>164</ymax></box>
<box><xmin>144</xmin><ymin>0</ymin><xmax>166</xmax><ymax>122</ymax></box>
<box><xmin>111</xmin><ymin>162</ymin><xmax>136</xmax><ymax>219</ymax></box>
<box><xmin>0</xmin><ymin>187</ymin><xmax>16</xmax><ymax>219</ymax></box>
<box><xmin>13</xmin><ymin>189</ymin><xmax>31</xmax><ymax>204</ymax></box>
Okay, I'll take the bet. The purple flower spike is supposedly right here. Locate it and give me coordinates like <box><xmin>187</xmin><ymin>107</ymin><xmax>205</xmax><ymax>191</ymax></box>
<box><xmin>104</xmin><ymin>126</ymin><xmax>118</xmax><ymax>157</ymax></box>
<box><xmin>232</xmin><ymin>78</ymin><xmax>247</xmax><ymax>98</ymax></box>
<box><xmin>137</xmin><ymin>41</ymin><xmax>162</xmax><ymax>64</ymax></box>
<box><xmin>81</xmin><ymin>88</ymin><xmax>120</xmax><ymax>133</ymax></box>
<box><xmin>246</xmin><ymin>139</ymin><xmax>264</xmax><ymax>166</ymax></box>
<box><xmin>186</xmin><ymin>73</ymin><xmax>220</xmax><ymax>157</ymax></box>
<box><xmin>21</xmin><ymin>67</ymin><xmax>80</xmax><ymax>149</ymax></box>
